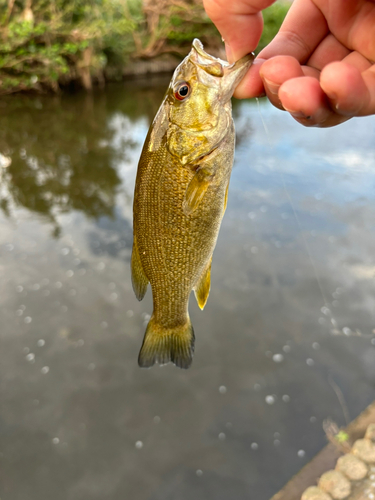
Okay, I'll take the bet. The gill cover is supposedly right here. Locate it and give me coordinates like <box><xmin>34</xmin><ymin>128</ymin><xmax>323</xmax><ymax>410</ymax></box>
<box><xmin>166</xmin><ymin>39</ymin><xmax>254</xmax><ymax>165</ymax></box>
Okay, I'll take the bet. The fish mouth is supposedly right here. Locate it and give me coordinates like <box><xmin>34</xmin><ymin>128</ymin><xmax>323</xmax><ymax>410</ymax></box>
<box><xmin>190</xmin><ymin>39</ymin><xmax>253</xmax><ymax>94</ymax></box>
<box><xmin>191</xmin><ymin>38</ymin><xmax>254</xmax><ymax>77</ymax></box>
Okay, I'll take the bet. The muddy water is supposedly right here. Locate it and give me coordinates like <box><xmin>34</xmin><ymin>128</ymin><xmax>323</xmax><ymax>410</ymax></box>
<box><xmin>1</xmin><ymin>80</ymin><xmax>375</xmax><ymax>500</ymax></box>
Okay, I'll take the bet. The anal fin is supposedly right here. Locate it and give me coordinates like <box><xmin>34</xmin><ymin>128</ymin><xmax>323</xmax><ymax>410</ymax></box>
<box><xmin>194</xmin><ymin>257</ymin><xmax>212</xmax><ymax>310</ymax></box>
<box><xmin>131</xmin><ymin>235</ymin><xmax>149</xmax><ymax>301</ymax></box>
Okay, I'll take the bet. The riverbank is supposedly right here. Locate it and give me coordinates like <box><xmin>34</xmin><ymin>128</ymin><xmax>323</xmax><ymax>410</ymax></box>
<box><xmin>0</xmin><ymin>0</ymin><xmax>290</xmax><ymax>95</ymax></box>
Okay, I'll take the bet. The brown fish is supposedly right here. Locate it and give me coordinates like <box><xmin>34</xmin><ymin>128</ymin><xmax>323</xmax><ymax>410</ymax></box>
<box><xmin>131</xmin><ymin>39</ymin><xmax>253</xmax><ymax>369</ymax></box>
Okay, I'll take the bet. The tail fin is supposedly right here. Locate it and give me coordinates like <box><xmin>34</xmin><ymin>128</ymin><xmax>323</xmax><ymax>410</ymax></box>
<box><xmin>138</xmin><ymin>316</ymin><xmax>195</xmax><ymax>369</ymax></box>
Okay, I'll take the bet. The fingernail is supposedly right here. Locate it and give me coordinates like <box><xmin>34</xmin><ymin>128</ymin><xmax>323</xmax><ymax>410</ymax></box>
<box><xmin>325</xmin><ymin>91</ymin><xmax>337</xmax><ymax>101</ymax></box>
<box><xmin>284</xmin><ymin>106</ymin><xmax>309</xmax><ymax>119</ymax></box>
<box><xmin>225</xmin><ymin>43</ymin><xmax>233</xmax><ymax>63</ymax></box>
<box><xmin>291</xmin><ymin>112</ymin><xmax>311</xmax><ymax>120</ymax></box>
<box><xmin>263</xmin><ymin>78</ymin><xmax>279</xmax><ymax>95</ymax></box>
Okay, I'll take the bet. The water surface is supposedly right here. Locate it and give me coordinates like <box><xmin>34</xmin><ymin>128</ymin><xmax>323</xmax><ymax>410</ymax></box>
<box><xmin>1</xmin><ymin>80</ymin><xmax>375</xmax><ymax>500</ymax></box>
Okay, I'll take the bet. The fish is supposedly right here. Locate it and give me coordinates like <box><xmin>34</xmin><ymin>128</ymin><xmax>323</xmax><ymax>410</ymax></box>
<box><xmin>131</xmin><ymin>39</ymin><xmax>253</xmax><ymax>369</ymax></box>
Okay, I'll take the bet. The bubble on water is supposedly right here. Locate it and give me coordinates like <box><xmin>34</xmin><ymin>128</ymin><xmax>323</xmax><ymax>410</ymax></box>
<box><xmin>16</xmin><ymin>309</ymin><xmax>24</xmax><ymax>316</ymax></box>
<box><xmin>219</xmin><ymin>385</ymin><xmax>227</xmax><ymax>394</ymax></box>
<box><xmin>24</xmin><ymin>316</ymin><xmax>32</xmax><ymax>324</ymax></box>
<box><xmin>26</xmin><ymin>353</ymin><xmax>35</xmax><ymax>363</ymax></box>
<box><xmin>321</xmin><ymin>306</ymin><xmax>330</xmax><ymax>315</ymax></box>
<box><xmin>260</xmin><ymin>205</ymin><xmax>267</xmax><ymax>213</ymax></box>
<box><xmin>52</xmin><ymin>437</ymin><xmax>60</xmax><ymax>444</ymax></box>
<box><xmin>6</xmin><ymin>243</ymin><xmax>14</xmax><ymax>251</ymax></box>
<box><xmin>265</xmin><ymin>395</ymin><xmax>276</xmax><ymax>405</ymax></box>
<box><xmin>69</xmin><ymin>289</ymin><xmax>77</xmax><ymax>296</ymax></box>
<box><xmin>272</xmin><ymin>353</ymin><xmax>284</xmax><ymax>363</ymax></box>
<box><xmin>282</xmin><ymin>345</ymin><xmax>291</xmax><ymax>353</ymax></box>
<box><xmin>66</xmin><ymin>270</ymin><xmax>74</xmax><ymax>278</ymax></box>
<box><xmin>61</xmin><ymin>248</ymin><xmax>70</xmax><ymax>256</ymax></box>
<box><xmin>100</xmin><ymin>321</ymin><xmax>108</xmax><ymax>329</ymax></box>
<box><xmin>32</xmin><ymin>283</ymin><xmax>40</xmax><ymax>291</ymax></box>
<box><xmin>109</xmin><ymin>292</ymin><xmax>118</xmax><ymax>301</ymax></box>
<box><xmin>274</xmin><ymin>439</ymin><xmax>281</xmax><ymax>446</ymax></box>
<box><xmin>153</xmin><ymin>416</ymin><xmax>161</xmax><ymax>424</ymax></box>
<box><xmin>248</xmin><ymin>212</ymin><xmax>256</xmax><ymax>219</ymax></box>
<box><xmin>274</xmin><ymin>432</ymin><xmax>280</xmax><ymax>438</ymax></box>
<box><xmin>218</xmin><ymin>433</ymin><xmax>226</xmax><ymax>441</ymax></box>
<box><xmin>135</xmin><ymin>441</ymin><xmax>143</xmax><ymax>449</ymax></box>
<box><xmin>16</xmin><ymin>285</ymin><xmax>24</xmax><ymax>292</ymax></box>
<box><xmin>126</xmin><ymin>310</ymin><xmax>134</xmax><ymax>318</ymax></box>
<box><xmin>310</xmin><ymin>416</ymin><xmax>317</xmax><ymax>423</ymax></box>
<box><xmin>342</xmin><ymin>327</ymin><xmax>351</xmax><ymax>336</ymax></box>
<box><xmin>88</xmin><ymin>363</ymin><xmax>96</xmax><ymax>370</ymax></box>
<box><xmin>196</xmin><ymin>469</ymin><xmax>203</xmax><ymax>477</ymax></box>
<box><xmin>331</xmin><ymin>318</ymin><xmax>337</xmax><ymax>326</ymax></box>
<box><xmin>74</xmin><ymin>258</ymin><xmax>81</xmax><ymax>266</ymax></box>
<box><xmin>253</xmin><ymin>383</ymin><xmax>261</xmax><ymax>391</ymax></box>
<box><xmin>306</xmin><ymin>358</ymin><xmax>314</xmax><ymax>366</ymax></box>
<box><xmin>297</xmin><ymin>449</ymin><xmax>306</xmax><ymax>458</ymax></box>
<box><xmin>41</xmin><ymin>366</ymin><xmax>49</xmax><ymax>374</ymax></box>
<box><xmin>37</xmin><ymin>339</ymin><xmax>45</xmax><ymax>347</ymax></box>
<box><xmin>251</xmin><ymin>443</ymin><xmax>259</xmax><ymax>450</ymax></box>
<box><xmin>142</xmin><ymin>313</ymin><xmax>151</xmax><ymax>322</ymax></box>
<box><xmin>55</xmin><ymin>281</ymin><xmax>62</xmax><ymax>288</ymax></box>
<box><xmin>312</xmin><ymin>342</ymin><xmax>320</xmax><ymax>350</ymax></box>
<box><xmin>282</xmin><ymin>395</ymin><xmax>290</xmax><ymax>403</ymax></box>
<box><xmin>24</xmin><ymin>347</ymin><xmax>30</xmax><ymax>354</ymax></box>
<box><xmin>251</xmin><ymin>246</ymin><xmax>258</xmax><ymax>254</ymax></box>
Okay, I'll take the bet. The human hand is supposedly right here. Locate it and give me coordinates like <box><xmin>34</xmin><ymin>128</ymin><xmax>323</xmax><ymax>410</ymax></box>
<box><xmin>203</xmin><ymin>0</ymin><xmax>375</xmax><ymax>127</ymax></box>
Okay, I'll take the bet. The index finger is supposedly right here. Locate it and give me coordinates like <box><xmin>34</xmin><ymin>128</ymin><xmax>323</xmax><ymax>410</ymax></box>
<box><xmin>203</xmin><ymin>0</ymin><xmax>276</xmax><ymax>61</ymax></box>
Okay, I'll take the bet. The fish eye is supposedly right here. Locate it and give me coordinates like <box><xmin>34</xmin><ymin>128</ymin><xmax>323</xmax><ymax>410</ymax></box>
<box><xmin>174</xmin><ymin>82</ymin><xmax>190</xmax><ymax>101</ymax></box>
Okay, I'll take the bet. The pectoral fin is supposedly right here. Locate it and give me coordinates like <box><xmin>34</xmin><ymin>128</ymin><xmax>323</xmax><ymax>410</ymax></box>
<box><xmin>183</xmin><ymin>167</ymin><xmax>214</xmax><ymax>216</ymax></box>
<box><xmin>194</xmin><ymin>257</ymin><xmax>212</xmax><ymax>310</ymax></box>
<box><xmin>131</xmin><ymin>235</ymin><xmax>149</xmax><ymax>301</ymax></box>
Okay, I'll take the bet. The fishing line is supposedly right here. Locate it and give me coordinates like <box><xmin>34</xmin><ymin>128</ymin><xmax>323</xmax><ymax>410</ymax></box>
<box><xmin>255</xmin><ymin>98</ymin><xmax>337</xmax><ymax>327</ymax></box>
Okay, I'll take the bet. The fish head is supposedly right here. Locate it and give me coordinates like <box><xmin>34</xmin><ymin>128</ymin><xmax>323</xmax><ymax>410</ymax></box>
<box><xmin>164</xmin><ymin>39</ymin><xmax>254</xmax><ymax>164</ymax></box>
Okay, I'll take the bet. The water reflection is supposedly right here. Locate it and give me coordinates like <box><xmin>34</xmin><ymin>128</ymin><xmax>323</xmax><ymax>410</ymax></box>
<box><xmin>0</xmin><ymin>78</ymin><xmax>166</xmax><ymax>237</ymax></box>
<box><xmin>1</xmin><ymin>82</ymin><xmax>375</xmax><ymax>500</ymax></box>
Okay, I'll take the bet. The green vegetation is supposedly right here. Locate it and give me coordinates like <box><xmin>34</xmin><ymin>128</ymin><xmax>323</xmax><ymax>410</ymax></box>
<box><xmin>0</xmin><ymin>0</ymin><xmax>290</xmax><ymax>95</ymax></box>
